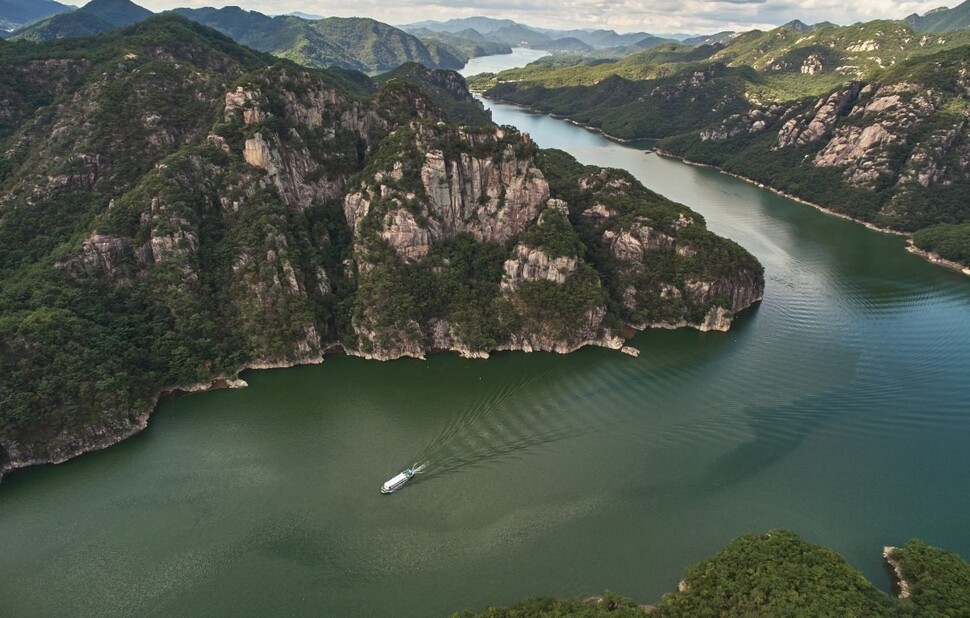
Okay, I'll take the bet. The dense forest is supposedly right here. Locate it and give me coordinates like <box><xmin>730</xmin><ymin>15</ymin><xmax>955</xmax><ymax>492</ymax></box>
<box><xmin>454</xmin><ymin>531</ymin><xmax>970</xmax><ymax>617</ymax></box>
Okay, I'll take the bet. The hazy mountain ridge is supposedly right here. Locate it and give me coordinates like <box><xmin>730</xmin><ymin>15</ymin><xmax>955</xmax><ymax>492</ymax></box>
<box><xmin>10</xmin><ymin>0</ymin><xmax>466</xmax><ymax>73</ymax></box>
<box><xmin>402</xmin><ymin>16</ymin><xmax>675</xmax><ymax>53</ymax></box>
<box><xmin>0</xmin><ymin>0</ymin><xmax>74</xmax><ymax>33</ymax></box>
<box><xmin>904</xmin><ymin>0</ymin><xmax>970</xmax><ymax>32</ymax></box>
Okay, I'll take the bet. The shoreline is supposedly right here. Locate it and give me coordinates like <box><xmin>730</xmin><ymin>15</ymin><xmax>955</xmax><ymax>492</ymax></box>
<box><xmin>475</xmin><ymin>92</ymin><xmax>968</xmax><ymax>276</ymax></box>
<box><xmin>653</xmin><ymin>149</ymin><xmax>912</xmax><ymax>237</ymax></box>
<box><xmin>0</xmin><ymin>354</ymin><xmax>324</xmax><ymax>483</ymax></box>
<box><xmin>883</xmin><ymin>546</ymin><xmax>911</xmax><ymax>599</ymax></box>
<box><xmin>0</xmin><ymin>297</ymin><xmax>764</xmax><ymax>482</ymax></box>
<box><xmin>473</xmin><ymin>92</ymin><xmax>635</xmax><ymax>143</ymax></box>
<box><xmin>652</xmin><ymin>150</ymin><xmax>970</xmax><ymax>276</ymax></box>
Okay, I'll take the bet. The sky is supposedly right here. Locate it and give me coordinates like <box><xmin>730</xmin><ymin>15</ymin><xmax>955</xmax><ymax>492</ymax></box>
<box><xmin>131</xmin><ymin>0</ymin><xmax>961</xmax><ymax>35</ymax></box>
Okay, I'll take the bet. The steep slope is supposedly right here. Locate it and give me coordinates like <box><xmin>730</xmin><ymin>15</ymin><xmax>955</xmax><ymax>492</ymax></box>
<box><xmin>904</xmin><ymin>1</ymin><xmax>970</xmax><ymax>32</ymax></box>
<box><xmin>173</xmin><ymin>7</ymin><xmax>463</xmax><ymax>72</ymax></box>
<box><xmin>0</xmin><ymin>0</ymin><xmax>74</xmax><ymax>33</ymax></box>
<box><xmin>473</xmin><ymin>20</ymin><xmax>970</xmax><ymax>266</ymax></box>
<box><xmin>406</xmin><ymin>27</ymin><xmax>512</xmax><ymax>60</ymax></box>
<box><xmin>658</xmin><ymin>46</ymin><xmax>970</xmax><ymax>237</ymax></box>
<box><xmin>0</xmin><ymin>15</ymin><xmax>762</xmax><ymax>480</ymax></box>
<box><xmin>11</xmin><ymin>0</ymin><xmax>150</xmax><ymax>41</ymax></box>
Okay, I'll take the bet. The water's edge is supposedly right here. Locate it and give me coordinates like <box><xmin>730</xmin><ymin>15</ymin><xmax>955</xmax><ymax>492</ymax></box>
<box><xmin>476</xmin><ymin>94</ymin><xmax>969</xmax><ymax>276</ymax></box>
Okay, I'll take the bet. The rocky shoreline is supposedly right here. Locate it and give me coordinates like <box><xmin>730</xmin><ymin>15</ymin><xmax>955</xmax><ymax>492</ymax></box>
<box><xmin>475</xmin><ymin>96</ymin><xmax>970</xmax><ymax>277</ymax></box>
<box><xmin>652</xmin><ymin>150</ymin><xmax>970</xmax><ymax>277</ymax></box>
<box><xmin>0</xmin><ymin>354</ymin><xmax>323</xmax><ymax>483</ymax></box>
<box><xmin>883</xmin><ymin>546</ymin><xmax>912</xmax><ymax>599</ymax></box>
<box><xmin>2</xmin><ymin>311</ymin><xmax>756</xmax><ymax>482</ymax></box>
<box><xmin>905</xmin><ymin>242</ymin><xmax>970</xmax><ymax>277</ymax></box>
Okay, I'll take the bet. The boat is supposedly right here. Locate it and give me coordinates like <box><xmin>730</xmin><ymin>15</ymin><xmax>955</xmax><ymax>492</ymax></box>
<box><xmin>381</xmin><ymin>467</ymin><xmax>415</xmax><ymax>494</ymax></box>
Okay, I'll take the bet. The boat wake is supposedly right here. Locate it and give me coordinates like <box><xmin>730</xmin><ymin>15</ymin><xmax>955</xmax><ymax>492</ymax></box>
<box><xmin>382</xmin><ymin>370</ymin><xmax>623</xmax><ymax>493</ymax></box>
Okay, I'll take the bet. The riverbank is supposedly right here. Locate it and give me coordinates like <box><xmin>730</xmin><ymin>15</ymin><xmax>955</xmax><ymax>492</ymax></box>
<box><xmin>476</xmin><ymin>92</ymin><xmax>969</xmax><ymax>277</ymax></box>
<box><xmin>0</xmin><ymin>353</ymin><xmax>323</xmax><ymax>483</ymax></box>
<box><xmin>651</xmin><ymin>150</ymin><xmax>970</xmax><ymax>277</ymax></box>
<box><xmin>473</xmin><ymin>93</ymin><xmax>635</xmax><ymax>143</ymax></box>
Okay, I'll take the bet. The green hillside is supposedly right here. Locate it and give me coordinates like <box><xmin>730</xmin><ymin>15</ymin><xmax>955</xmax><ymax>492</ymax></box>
<box><xmin>904</xmin><ymin>0</ymin><xmax>970</xmax><ymax>32</ymax></box>
<box><xmin>173</xmin><ymin>7</ymin><xmax>463</xmax><ymax>73</ymax></box>
<box><xmin>11</xmin><ymin>0</ymin><xmax>150</xmax><ymax>41</ymax></box>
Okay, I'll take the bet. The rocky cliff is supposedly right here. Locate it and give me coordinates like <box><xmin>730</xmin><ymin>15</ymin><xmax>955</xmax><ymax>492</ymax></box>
<box><xmin>658</xmin><ymin>46</ymin><xmax>970</xmax><ymax>255</ymax></box>
<box><xmin>0</xmin><ymin>16</ymin><xmax>763</xmax><ymax>481</ymax></box>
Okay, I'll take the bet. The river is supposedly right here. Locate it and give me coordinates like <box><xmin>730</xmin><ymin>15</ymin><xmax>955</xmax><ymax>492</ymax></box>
<box><xmin>2</xmin><ymin>49</ymin><xmax>969</xmax><ymax>616</ymax></box>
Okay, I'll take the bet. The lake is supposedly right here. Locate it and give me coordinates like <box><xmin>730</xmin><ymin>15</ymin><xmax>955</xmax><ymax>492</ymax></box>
<box><xmin>2</xmin><ymin>49</ymin><xmax>969</xmax><ymax>616</ymax></box>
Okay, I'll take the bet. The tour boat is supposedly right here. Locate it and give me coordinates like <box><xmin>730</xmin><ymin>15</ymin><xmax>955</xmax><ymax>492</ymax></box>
<box><xmin>381</xmin><ymin>468</ymin><xmax>415</xmax><ymax>494</ymax></box>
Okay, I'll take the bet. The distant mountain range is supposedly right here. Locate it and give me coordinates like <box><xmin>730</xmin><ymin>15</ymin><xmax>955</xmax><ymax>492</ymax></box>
<box><xmin>8</xmin><ymin>0</ymin><xmax>149</xmax><ymax>41</ymax></box>
<box><xmin>0</xmin><ymin>0</ymin><xmax>74</xmax><ymax>33</ymax></box>
<box><xmin>401</xmin><ymin>16</ymin><xmax>675</xmax><ymax>53</ymax></box>
<box><xmin>904</xmin><ymin>0</ymin><xmax>970</xmax><ymax>32</ymax></box>
<box><xmin>6</xmin><ymin>0</ymin><xmax>467</xmax><ymax>73</ymax></box>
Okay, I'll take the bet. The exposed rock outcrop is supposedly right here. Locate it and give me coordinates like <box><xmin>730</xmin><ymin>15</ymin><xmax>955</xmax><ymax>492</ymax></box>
<box><xmin>776</xmin><ymin>82</ymin><xmax>863</xmax><ymax>149</ymax></box>
<box><xmin>501</xmin><ymin>244</ymin><xmax>577</xmax><ymax>290</ymax></box>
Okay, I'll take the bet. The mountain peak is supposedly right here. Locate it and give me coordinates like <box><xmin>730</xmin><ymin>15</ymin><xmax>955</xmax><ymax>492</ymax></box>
<box><xmin>78</xmin><ymin>0</ymin><xmax>151</xmax><ymax>26</ymax></box>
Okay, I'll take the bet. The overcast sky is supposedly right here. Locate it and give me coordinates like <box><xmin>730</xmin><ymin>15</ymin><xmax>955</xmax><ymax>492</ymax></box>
<box><xmin>130</xmin><ymin>1</ymin><xmax>959</xmax><ymax>35</ymax></box>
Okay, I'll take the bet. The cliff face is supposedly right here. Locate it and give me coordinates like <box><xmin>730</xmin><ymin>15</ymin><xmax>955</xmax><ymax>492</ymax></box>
<box><xmin>662</xmin><ymin>47</ymin><xmax>970</xmax><ymax>236</ymax></box>
<box><xmin>0</xmin><ymin>17</ymin><xmax>763</xmax><ymax>480</ymax></box>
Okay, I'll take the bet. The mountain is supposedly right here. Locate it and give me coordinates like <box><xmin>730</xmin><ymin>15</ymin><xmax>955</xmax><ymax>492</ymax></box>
<box><xmin>286</xmin><ymin>11</ymin><xmax>323</xmax><ymax>20</ymax></box>
<box><xmin>488</xmin><ymin>23</ymin><xmax>552</xmax><ymax>47</ymax></box>
<box><xmin>534</xmin><ymin>37</ymin><xmax>594</xmax><ymax>53</ymax></box>
<box><xmin>173</xmin><ymin>8</ymin><xmax>463</xmax><ymax>73</ymax></box>
<box><xmin>0</xmin><ymin>0</ymin><xmax>74</xmax><ymax>33</ymax></box>
<box><xmin>0</xmin><ymin>14</ymin><xmax>762</xmax><ymax>479</ymax></box>
<box><xmin>11</xmin><ymin>3</ymin><xmax>462</xmax><ymax>73</ymax></box>
<box><xmin>473</xmin><ymin>20</ymin><xmax>970</xmax><ymax>263</ymax></box>
<box><xmin>779</xmin><ymin>19</ymin><xmax>837</xmax><ymax>34</ymax></box>
<box><xmin>682</xmin><ymin>31</ymin><xmax>738</xmax><ymax>46</ymax></box>
<box><xmin>403</xmin><ymin>16</ymin><xmax>517</xmax><ymax>35</ymax></box>
<box><xmin>403</xmin><ymin>17</ymin><xmax>671</xmax><ymax>52</ymax></box>
<box><xmin>10</xmin><ymin>0</ymin><xmax>151</xmax><ymax>41</ymax></box>
<box><xmin>568</xmin><ymin>29</ymin><xmax>661</xmax><ymax>48</ymax></box>
<box><xmin>407</xmin><ymin>27</ymin><xmax>512</xmax><ymax>60</ymax></box>
<box><xmin>904</xmin><ymin>0</ymin><xmax>970</xmax><ymax>32</ymax></box>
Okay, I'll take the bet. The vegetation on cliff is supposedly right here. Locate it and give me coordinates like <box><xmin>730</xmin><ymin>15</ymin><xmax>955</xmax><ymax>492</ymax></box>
<box><xmin>471</xmin><ymin>20</ymin><xmax>970</xmax><ymax>267</ymax></box>
<box><xmin>0</xmin><ymin>15</ymin><xmax>763</xmax><ymax>478</ymax></box>
<box><xmin>912</xmin><ymin>223</ymin><xmax>970</xmax><ymax>265</ymax></box>
<box><xmin>454</xmin><ymin>531</ymin><xmax>970</xmax><ymax>617</ymax></box>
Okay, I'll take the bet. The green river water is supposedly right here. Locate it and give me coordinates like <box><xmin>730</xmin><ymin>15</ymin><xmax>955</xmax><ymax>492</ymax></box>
<box><xmin>2</xmin><ymin>50</ymin><xmax>969</xmax><ymax>616</ymax></box>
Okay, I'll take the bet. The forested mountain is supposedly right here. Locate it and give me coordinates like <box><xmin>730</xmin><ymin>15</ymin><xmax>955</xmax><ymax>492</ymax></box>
<box><xmin>172</xmin><ymin>7</ymin><xmax>464</xmax><ymax>73</ymax></box>
<box><xmin>0</xmin><ymin>15</ymin><xmax>762</xmax><ymax>479</ymax></box>
<box><xmin>402</xmin><ymin>16</ymin><xmax>674</xmax><ymax>55</ymax></box>
<box><xmin>0</xmin><ymin>0</ymin><xmax>73</xmax><ymax>33</ymax></box>
<box><xmin>408</xmin><ymin>27</ymin><xmax>512</xmax><ymax>60</ymax></box>
<box><xmin>472</xmin><ymin>20</ymin><xmax>970</xmax><ymax>266</ymax></box>
<box><xmin>10</xmin><ymin>1</ymin><xmax>466</xmax><ymax>73</ymax></box>
<box><xmin>904</xmin><ymin>1</ymin><xmax>970</xmax><ymax>32</ymax></box>
<box><xmin>10</xmin><ymin>0</ymin><xmax>150</xmax><ymax>41</ymax></box>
